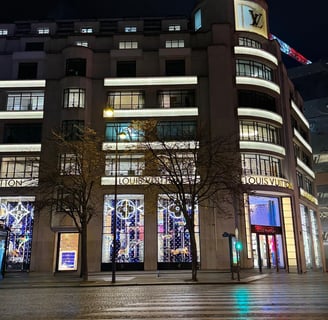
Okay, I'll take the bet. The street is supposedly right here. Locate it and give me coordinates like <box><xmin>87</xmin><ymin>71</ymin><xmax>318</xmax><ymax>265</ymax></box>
<box><xmin>0</xmin><ymin>272</ymin><xmax>327</xmax><ymax>319</ymax></box>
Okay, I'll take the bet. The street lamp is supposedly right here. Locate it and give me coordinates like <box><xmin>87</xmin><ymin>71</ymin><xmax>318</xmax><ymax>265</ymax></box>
<box><xmin>104</xmin><ymin>107</ymin><xmax>126</xmax><ymax>283</ymax></box>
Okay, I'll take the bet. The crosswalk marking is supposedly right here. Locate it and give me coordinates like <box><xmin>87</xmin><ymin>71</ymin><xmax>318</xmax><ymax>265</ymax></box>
<box><xmin>79</xmin><ymin>285</ymin><xmax>328</xmax><ymax>319</ymax></box>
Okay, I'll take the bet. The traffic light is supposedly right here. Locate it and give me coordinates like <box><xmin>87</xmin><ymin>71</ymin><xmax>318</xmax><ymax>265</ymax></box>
<box><xmin>235</xmin><ymin>241</ymin><xmax>243</xmax><ymax>251</ymax></box>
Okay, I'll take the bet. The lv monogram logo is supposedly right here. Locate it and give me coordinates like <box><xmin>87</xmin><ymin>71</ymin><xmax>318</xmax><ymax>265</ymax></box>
<box><xmin>249</xmin><ymin>10</ymin><xmax>263</xmax><ymax>28</ymax></box>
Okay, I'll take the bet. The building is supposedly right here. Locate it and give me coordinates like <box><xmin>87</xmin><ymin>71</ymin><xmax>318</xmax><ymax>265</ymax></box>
<box><xmin>0</xmin><ymin>0</ymin><xmax>324</xmax><ymax>275</ymax></box>
<box><xmin>288</xmin><ymin>59</ymin><xmax>328</xmax><ymax>270</ymax></box>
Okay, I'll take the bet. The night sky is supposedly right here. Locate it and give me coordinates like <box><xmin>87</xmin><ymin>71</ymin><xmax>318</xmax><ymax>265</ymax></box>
<box><xmin>1</xmin><ymin>1</ymin><xmax>327</xmax><ymax>67</ymax></box>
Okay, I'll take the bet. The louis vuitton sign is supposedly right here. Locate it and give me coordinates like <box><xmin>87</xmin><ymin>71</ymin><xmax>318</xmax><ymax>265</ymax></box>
<box><xmin>234</xmin><ymin>0</ymin><xmax>268</xmax><ymax>38</ymax></box>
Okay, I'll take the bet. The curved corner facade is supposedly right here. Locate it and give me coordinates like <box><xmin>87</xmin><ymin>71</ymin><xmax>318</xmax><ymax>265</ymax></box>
<box><xmin>0</xmin><ymin>0</ymin><xmax>324</xmax><ymax>274</ymax></box>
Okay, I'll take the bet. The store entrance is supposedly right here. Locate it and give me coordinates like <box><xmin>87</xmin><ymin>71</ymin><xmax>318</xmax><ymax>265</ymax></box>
<box><xmin>251</xmin><ymin>226</ymin><xmax>285</xmax><ymax>272</ymax></box>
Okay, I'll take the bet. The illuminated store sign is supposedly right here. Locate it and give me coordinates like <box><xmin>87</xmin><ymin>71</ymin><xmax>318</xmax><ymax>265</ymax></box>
<box><xmin>102</xmin><ymin>175</ymin><xmax>200</xmax><ymax>186</ymax></box>
<box><xmin>234</xmin><ymin>0</ymin><xmax>268</xmax><ymax>38</ymax></box>
<box><xmin>251</xmin><ymin>225</ymin><xmax>282</xmax><ymax>234</ymax></box>
<box><xmin>242</xmin><ymin>175</ymin><xmax>293</xmax><ymax>189</ymax></box>
<box><xmin>300</xmin><ymin>188</ymin><xmax>318</xmax><ymax>205</ymax></box>
<box><xmin>0</xmin><ymin>178</ymin><xmax>38</xmax><ymax>188</ymax></box>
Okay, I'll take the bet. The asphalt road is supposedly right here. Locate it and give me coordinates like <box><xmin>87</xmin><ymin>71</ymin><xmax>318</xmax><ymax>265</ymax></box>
<box><xmin>1</xmin><ymin>272</ymin><xmax>328</xmax><ymax>319</ymax></box>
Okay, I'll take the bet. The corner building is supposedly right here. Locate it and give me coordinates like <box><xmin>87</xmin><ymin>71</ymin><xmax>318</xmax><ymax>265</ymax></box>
<box><xmin>0</xmin><ymin>0</ymin><xmax>324</xmax><ymax>274</ymax></box>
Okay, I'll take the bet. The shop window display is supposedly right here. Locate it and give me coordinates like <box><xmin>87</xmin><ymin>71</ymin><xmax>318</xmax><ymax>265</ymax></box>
<box><xmin>157</xmin><ymin>195</ymin><xmax>200</xmax><ymax>264</ymax></box>
<box><xmin>0</xmin><ymin>197</ymin><xmax>34</xmax><ymax>271</ymax></box>
<box><xmin>102</xmin><ymin>195</ymin><xmax>144</xmax><ymax>264</ymax></box>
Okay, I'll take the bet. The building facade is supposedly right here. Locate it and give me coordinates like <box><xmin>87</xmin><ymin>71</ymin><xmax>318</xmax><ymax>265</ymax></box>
<box><xmin>0</xmin><ymin>0</ymin><xmax>324</xmax><ymax>274</ymax></box>
<box><xmin>288</xmin><ymin>59</ymin><xmax>328</xmax><ymax>270</ymax></box>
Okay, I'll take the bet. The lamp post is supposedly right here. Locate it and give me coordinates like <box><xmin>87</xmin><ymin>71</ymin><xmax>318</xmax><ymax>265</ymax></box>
<box><xmin>104</xmin><ymin>107</ymin><xmax>126</xmax><ymax>283</ymax></box>
<box><xmin>111</xmin><ymin>124</ymin><xmax>119</xmax><ymax>283</ymax></box>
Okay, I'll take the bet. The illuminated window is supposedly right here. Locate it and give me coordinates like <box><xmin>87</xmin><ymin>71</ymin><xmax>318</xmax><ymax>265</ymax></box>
<box><xmin>59</xmin><ymin>153</ymin><xmax>80</xmax><ymax>175</ymax></box>
<box><xmin>157</xmin><ymin>194</ymin><xmax>200</xmax><ymax>263</ymax></box>
<box><xmin>102</xmin><ymin>195</ymin><xmax>145</xmax><ymax>264</ymax></box>
<box><xmin>6</xmin><ymin>91</ymin><xmax>44</xmax><ymax>111</ymax></box>
<box><xmin>0</xmin><ymin>29</ymin><xmax>8</xmax><ymax>35</ymax></box>
<box><xmin>241</xmin><ymin>153</ymin><xmax>281</xmax><ymax>177</ymax></box>
<box><xmin>107</xmin><ymin>91</ymin><xmax>144</xmax><ymax>109</ymax></box>
<box><xmin>236</xmin><ymin>59</ymin><xmax>273</xmax><ymax>81</ymax></box>
<box><xmin>75</xmin><ymin>41</ymin><xmax>88</xmax><ymax>47</ymax></box>
<box><xmin>37</xmin><ymin>27</ymin><xmax>50</xmax><ymax>34</ymax></box>
<box><xmin>80</xmin><ymin>27</ymin><xmax>93</xmax><ymax>33</ymax></box>
<box><xmin>63</xmin><ymin>88</ymin><xmax>85</xmax><ymax>108</ymax></box>
<box><xmin>158</xmin><ymin>90</ymin><xmax>194</xmax><ymax>108</ymax></box>
<box><xmin>105</xmin><ymin>122</ymin><xmax>144</xmax><ymax>142</ymax></box>
<box><xmin>0</xmin><ymin>198</ymin><xmax>35</xmax><ymax>271</ymax></box>
<box><xmin>1</xmin><ymin>156</ymin><xmax>39</xmax><ymax>178</ymax></box>
<box><xmin>119</xmin><ymin>41</ymin><xmax>138</xmax><ymax>49</ymax></box>
<box><xmin>105</xmin><ymin>154</ymin><xmax>144</xmax><ymax>176</ymax></box>
<box><xmin>57</xmin><ymin>233</ymin><xmax>79</xmax><ymax>271</ymax></box>
<box><xmin>165</xmin><ymin>40</ymin><xmax>185</xmax><ymax>48</ymax></box>
<box><xmin>158</xmin><ymin>152</ymin><xmax>196</xmax><ymax>176</ymax></box>
<box><xmin>124</xmin><ymin>26</ymin><xmax>137</xmax><ymax>32</ymax></box>
<box><xmin>194</xmin><ymin>9</ymin><xmax>202</xmax><ymax>31</ymax></box>
<box><xmin>239</xmin><ymin>120</ymin><xmax>280</xmax><ymax>144</ymax></box>
<box><xmin>238</xmin><ymin>37</ymin><xmax>261</xmax><ymax>49</ymax></box>
<box><xmin>168</xmin><ymin>24</ymin><xmax>181</xmax><ymax>31</ymax></box>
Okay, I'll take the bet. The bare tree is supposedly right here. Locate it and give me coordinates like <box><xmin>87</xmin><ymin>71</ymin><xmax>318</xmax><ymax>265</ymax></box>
<box><xmin>134</xmin><ymin>120</ymin><xmax>243</xmax><ymax>281</ymax></box>
<box><xmin>37</xmin><ymin>127</ymin><xmax>104</xmax><ymax>281</ymax></box>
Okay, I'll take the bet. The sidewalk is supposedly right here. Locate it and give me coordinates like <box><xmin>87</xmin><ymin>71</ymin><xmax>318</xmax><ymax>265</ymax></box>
<box><xmin>0</xmin><ymin>269</ymin><xmax>267</xmax><ymax>289</ymax></box>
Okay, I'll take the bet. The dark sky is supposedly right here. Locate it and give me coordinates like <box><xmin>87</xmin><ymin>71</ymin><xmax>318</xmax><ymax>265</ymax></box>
<box><xmin>1</xmin><ymin>1</ymin><xmax>327</xmax><ymax>66</ymax></box>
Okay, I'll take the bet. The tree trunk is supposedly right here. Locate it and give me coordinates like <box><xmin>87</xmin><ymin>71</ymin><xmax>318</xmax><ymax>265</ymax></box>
<box><xmin>80</xmin><ymin>223</ymin><xmax>88</xmax><ymax>281</ymax></box>
<box><xmin>189</xmin><ymin>228</ymin><xmax>198</xmax><ymax>281</ymax></box>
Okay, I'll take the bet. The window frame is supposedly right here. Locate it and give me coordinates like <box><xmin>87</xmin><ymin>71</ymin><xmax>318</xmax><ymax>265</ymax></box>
<box><xmin>63</xmin><ymin>88</ymin><xmax>86</xmax><ymax>109</ymax></box>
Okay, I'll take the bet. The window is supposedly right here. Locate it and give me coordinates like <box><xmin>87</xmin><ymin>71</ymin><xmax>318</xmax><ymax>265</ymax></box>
<box><xmin>236</xmin><ymin>59</ymin><xmax>273</xmax><ymax>81</ymax></box>
<box><xmin>75</xmin><ymin>41</ymin><xmax>88</xmax><ymax>47</ymax></box>
<box><xmin>168</xmin><ymin>24</ymin><xmax>181</xmax><ymax>31</ymax></box>
<box><xmin>296</xmin><ymin>171</ymin><xmax>303</xmax><ymax>188</ymax></box>
<box><xmin>238</xmin><ymin>90</ymin><xmax>276</xmax><ymax>112</ymax></box>
<box><xmin>158</xmin><ymin>152</ymin><xmax>196</xmax><ymax>176</ymax></box>
<box><xmin>1</xmin><ymin>156</ymin><xmax>39</xmax><ymax>178</ymax></box>
<box><xmin>158</xmin><ymin>90</ymin><xmax>194</xmax><ymax>108</ymax></box>
<box><xmin>119</xmin><ymin>41</ymin><xmax>138</xmax><ymax>49</ymax></box>
<box><xmin>117</xmin><ymin>61</ymin><xmax>136</xmax><ymax>77</ymax></box>
<box><xmin>66</xmin><ymin>58</ymin><xmax>86</xmax><ymax>77</ymax></box>
<box><xmin>107</xmin><ymin>91</ymin><xmax>144</xmax><ymax>110</ymax></box>
<box><xmin>4</xmin><ymin>123</ymin><xmax>42</xmax><ymax>143</ymax></box>
<box><xmin>105</xmin><ymin>122</ymin><xmax>143</xmax><ymax>142</ymax></box>
<box><xmin>0</xmin><ymin>29</ymin><xmax>8</xmax><ymax>36</ymax></box>
<box><xmin>157</xmin><ymin>121</ymin><xmax>197</xmax><ymax>141</ymax></box>
<box><xmin>124</xmin><ymin>26</ymin><xmax>137</xmax><ymax>32</ymax></box>
<box><xmin>63</xmin><ymin>88</ymin><xmax>86</xmax><ymax>108</ymax></box>
<box><xmin>18</xmin><ymin>63</ymin><xmax>38</xmax><ymax>79</ymax></box>
<box><xmin>241</xmin><ymin>153</ymin><xmax>281</xmax><ymax>177</ymax></box>
<box><xmin>102</xmin><ymin>194</ymin><xmax>144</xmax><ymax>264</ymax></box>
<box><xmin>194</xmin><ymin>9</ymin><xmax>202</xmax><ymax>31</ymax></box>
<box><xmin>239</xmin><ymin>120</ymin><xmax>280</xmax><ymax>144</ymax></box>
<box><xmin>165</xmin><ymin>60</ymin><xmax>185</xmax><ymax>76</ymax></box>
<box><xmin>238</xmin><ymin>37</ymin><xmax>261</xmax><ymax>49</ymax></box>
<box><xmin>37</xmin><ymin>27</ymin><xmax>50</xmax><ymax>34</ymax></box>
<box><xmin>80</xmin><ymin>27</ymin><xmax>93</xmax><ymax>33</ymax></box>
<box><xmin>105</xmin><ymin>154</ymin><xmax>144</xmax><ymax>176</ymax></box>
<box><xmin>165</xmin><ymin>40</ymin><xmax>185</xmax><ymax>48</ymax></box>
<box><xmin>304</xmin><ymin>177</ymin><xmax>313</xmax><ymax>195</ymax></box>
<box><xmin>59</xmin><ymin>153</ymin><xmax>80</xmax><ymax>175</ymax></box>
<box><xmin>25</xmin><ymin>42</ymin><xmax>44</xmax><ymax>51</ymax></box>
<box><xmin>61</xmin><ymin>120</ymin><xmax>84</xmax><ymax>141</ymax></box>
<box><xmin>6</xmin><ymin>91</ymin><xmax>44</xmax><ymax>111</ymax></box>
